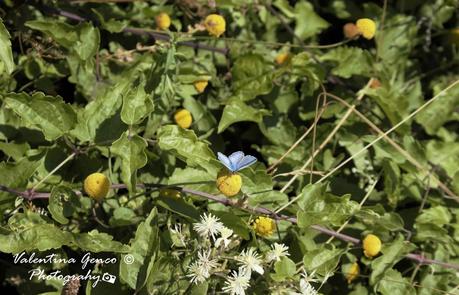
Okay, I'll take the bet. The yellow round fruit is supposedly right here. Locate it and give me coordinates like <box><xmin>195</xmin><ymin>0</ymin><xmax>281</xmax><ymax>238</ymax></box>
<box><xmin>194</xmin><ymin>80</ymin><xmax>208</xmax><ymax>93</ymax></box>
<box><xmin>174</xmin><ymin>109</ymin><xmax>193</xmax><ymax>129</ymax></box>
<box><xmin>160</xmin><ymin>188</ymin><xmax>181</xmax><ymax>199</ymax></box>
<box><xmin>356</xmin><ymin>18</ymin><xmax>376</xmax><ymax>40</ymax></box>
<box><xmin>216</xmin><ymin>168</ymin><xmax>242</xmax><ymax>197</ymax></box>
<box><xmin>156</xmin><ymin>12</ymin><xmax>171</xmax><ymax>30</ymax></box>
<box><xmin>204</xmin><ymin>14</ymin><xmax>226</xmax><ymax>37</ymax></box>
<box><xmin>343</xmin><ymin>23</ymin><xmax>360</xmax><ymax>39</ymax></box>
<box><xmin>363</xmin><ymin>234</ymin><xmax>382</xmax><ymax>258</ymax></box>
<box><xmin>345</xmin><ymin>262</ymin><xmax>360</xmax><ymax>283</ymax></box>
<box><xmin>84</xmin><ymin>173</ymin><xmax>110</xmax><ymax>201</ymax></box>
<box><xmin>275</xmin><ymin>52</ymin><xmax>289</xmax><ymax>65</ymax></box>
<box><xmin>253</xmin><ymin>216</ymin><xmax>276</xmax><ymax>237</ymax></box>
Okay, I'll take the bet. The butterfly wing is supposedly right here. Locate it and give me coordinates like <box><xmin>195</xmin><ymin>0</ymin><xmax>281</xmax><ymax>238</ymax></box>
<box><xmin>217</xmin><ymin>152</ymin><xmax>234</xmax><ymax>172</ymax></box>
<box><xmin>228</xmin><ymin>151</ymin><xmax>244</xmax><ymax>171</ymax></box>
<box><xmin>235</xmin><ymin>155</ymin><xmax>257</xmax><ymax>171</ymax></box>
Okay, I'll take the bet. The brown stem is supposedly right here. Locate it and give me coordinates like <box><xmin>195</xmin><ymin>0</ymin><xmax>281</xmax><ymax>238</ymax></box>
<box><xmin>37</xmin><ymin>5</ymin><xmax>228</xmax><ymax>55</ymax></box>
<box><xmin>1</xmin><ymin>183</ymin><xmax>458</xmax><ymax>270</ymax></box>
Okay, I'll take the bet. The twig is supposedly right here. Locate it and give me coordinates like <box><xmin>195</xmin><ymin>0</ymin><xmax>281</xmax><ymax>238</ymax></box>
<box><xmin>276</xmin><ymin>79</ymin><xmax>374</xmax><ymax>208</ymax></box>
<box><xmin>31</xmin><ymin>152</ymin><xmax>77</xmax><ymax>192</ymax></box>
<box><xmin>317</xmin><ymin>80</ymin><xmax>459</xmax><ymax>201</ymax></box>
<box><xmin>325</xmin><ymin>175</ymin><xmax>380</xmax><ymax>244</ymax></box>
<box><xmin>267</xmin><ymin>106</ymin><xmax>327</xmax><ymax>172</ymax></box>
<box><xmin>324</xmin><ymin>92</ymin><xmax>458</xmax><ymax>201</ymax></box>
<box><xmin>37</xmin><ymin>5</ymin><xmax>229</xmax><ymax>55</ymax></box>
<box><xmin>2</xmin><ymin>182</ymin><xmax>459</xmax><ymax>271</ymax></box>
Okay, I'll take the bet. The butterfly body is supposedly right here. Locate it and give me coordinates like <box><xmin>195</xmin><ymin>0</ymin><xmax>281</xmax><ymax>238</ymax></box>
<box><xmin>217</xmin><ymin>151</ymin><xmax>257</xmax><ymax>173</ymax></box>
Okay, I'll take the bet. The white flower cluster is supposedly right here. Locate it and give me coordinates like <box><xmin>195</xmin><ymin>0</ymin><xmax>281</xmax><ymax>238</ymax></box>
<box><xmin>187</xmin><ymin>213</ymin><xmax>297</xmax><ymax>295</ymax></box>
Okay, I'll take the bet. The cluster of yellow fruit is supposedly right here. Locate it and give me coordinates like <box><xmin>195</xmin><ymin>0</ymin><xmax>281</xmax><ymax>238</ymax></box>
<box><xmin>154</xmin><ymin>12</ymin><xmax>226</xmax><ymax>38</ymax></box>
<box><xmin>343</xmin><ymin>18</ymin><xmax>376</xmax><ymax>40</ymax></box>
<box><xmin>253</xmin><ymin>216</ymin><xmax>276</xmax><ymax>237</ymax></box>
<box><xmin>345</xmin><ymin>234</ymin><xmax>382</xmax><ymax>283</ymax></box>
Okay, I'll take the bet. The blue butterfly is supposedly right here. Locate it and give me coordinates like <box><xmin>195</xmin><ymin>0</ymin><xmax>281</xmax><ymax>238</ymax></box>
<box><xmin>217</xmin><ymin>151</ymin><xmax>257</xmax><ymax>173</ymax></box>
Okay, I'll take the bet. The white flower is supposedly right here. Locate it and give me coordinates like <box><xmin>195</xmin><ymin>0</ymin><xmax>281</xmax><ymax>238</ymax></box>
<box><xmin>298</xmin><ymin>280</ymin><xmax>318</xmax><ymax>295</ymax></box>
<box><xmin>215</xmin><ymin>226</ymin><xmax>233</xmax><ymax>249</ymax></box>
<box><xmin>222</xmin><ymin>268</ymin><xmax>250</xmax><ymax>295</ymax></box>
<box><xmin>187</xmin><ymin>261</ymin><xmax>208</xmax><ymax>284</ymax></box>
<box><xmin>186</xmin><ymin>250</ymin><xmax>218</xmax><ymax>284</ymax></box>
<box><xmin>193</xmin><ymin>213</ymin><xmax>224</xmax><ymax>240</ymax></box>
<box><xmin>237</xmin><ymin>248</ymin><xmax>264</xmax><ymax>275</ymax></box>
<box><xmin>265</xmin><ymin>243</ymin><xmax>290</xmax><ymax>262</ymax></box>
<box><xmin>197</xmin><ymin>249</ymin><xmax>219</xmax><ymax>273</ymax></box>
<box><xmin>170</xmin><ymin>224</ymin><xmax>186</xmax><ymax>247</ymax></box>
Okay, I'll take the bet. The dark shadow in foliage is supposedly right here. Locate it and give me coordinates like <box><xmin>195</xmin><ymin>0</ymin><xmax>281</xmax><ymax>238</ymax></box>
<box><xmin>0</xmin><ymin>125</ymin><xmax>48</xmax><ymax>146</ymax></box>
<box><xmin>94</xmin><ymin>110</ymin><xmax>127</xmax><ymax>145</ymax></box>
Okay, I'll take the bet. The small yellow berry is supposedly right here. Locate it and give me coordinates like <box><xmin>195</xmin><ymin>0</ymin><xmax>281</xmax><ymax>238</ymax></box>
<box><xmin>174</xmin><ymin>109</ymin><xmax>193</xmax><ymax>129</ymax></box>
<box><xmin>345</xmin><ymin>262</ymin><xmax>360</xmax><ymax>283</ymax></box>
<box><xmin>204</xmin><ymin>14</ymin><xmax>226</xmax><ymax>37</ymax></box>
<box><xmin>160</xmin><ymin>188</ymin><xmax>181</xmax><ymax>199</ymax></box>
<box><xmin>343</xmin><ymin>23</ymin><xmax>360</xmax><ymax>39</ymax></box>
<box><xmin>216</xmin><ymin>168</ymin><xmax>242</xmax><ymax>197</ymax></box>
<box><xmin>194</xmin><ymin>80</ymin><xmax>208</xmax><ymax>93</ymax></box>
<box><xmin>356</xmin><ymin>18</ymin><xmax>376</xmax><ymax>40</ymax></box>
<box><xmin>84</xmin><ymin>173</ymin><xmax>110</xmax><ymax>201</ymax></box>
<box><xmin>275</xmin><ymin>52</ymin><xmax>289</xmax><ymax>65</ymax></box>
<box><xmin>253</xmin><ymin>216</ymin><xmax>276</xmax><ymax>237</ymax></box>
<box><xmin>155</xmin><ymin>12</ymin><xmax>171</xmax><ymax>30</ymax></box>
<box><xmin>363</xmin><ymin>234</ymin><xmax>382</xmax><ymax>258</ymax></box>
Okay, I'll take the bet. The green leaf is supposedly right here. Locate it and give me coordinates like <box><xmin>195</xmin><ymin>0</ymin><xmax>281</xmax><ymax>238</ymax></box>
<box><xmin>158</xmin><ymin>125</ymin><xmax>218</xmax><ymax>174</ymax></box>
<box><xmin>425</xmin><ymin>140</ymin><xmax>459</xmax><ymax>178</ymax></box>
<box><xmin>168</xmin><ymin>167</ymin><xmax>216</xmax><ymax>193</ymax></box>
<box><xmin>0</xmin><ymin>141</ymin><xmax>29</xmax><ymax>161</ymax></box>
<box><xmin>0</xmin><ymin>18</ymin><xmax>14</xmax><ymax>74</ymax></box>
<box><xmin>111</xmin><ymin>133</ymin><xmax>148</xmax><ymax>192</ymax></box>
<box><xmin>73</xmin><ymin>23</ymin><xmax>100</xmax><ymax>60</ymax></box>
<box><xmin>121</xmin><ymin>78</ymin><xmax>154</xmax><ymax>125</ymax></box>
<box><xmin>120</xmin><ymin>207</ymin><xmax>159</xmax><ymax>290</ymax></box>
<box><xmin>0</xmin><ymin>212</ymin><xmax>74</xmax><ymax>253</ymax></box>
<box><xmin>302</xmin><ymin>245</ymin><xmax>344</xmax><ymax>276</ymax></box>
<box><xmin>218</xmin><ymin>99</ymin><xmax>270</xmax><ymax>133</ymax></box>
<box><xmin>297</xmin><ymin>184</ymin><xmax>358</xmax><ymax>228</ymax></box>
<box><xmin>156</xmin><ymin>197</ymin><xmax>201</xmax><ymax>221</ymax></box>
<box><xmin>293</xmin><ymin>1</ymin><xmax>329</xmax><ymax>39</ymax></box>
<box><xmin>272</xmin><ymin>257</ymin><xmax>296</xmax><ymax>281</ymax></box>
<box><xmin>415</xmin><ymin>206</ymin><xmax>451</xmax><ymax>226</ymax></box>
<box><xmin>370</xmin><ymin>235</ymin><xmax>416</xmax><ymax>285</ymax></box>
<box><xmin>48</xmin><ymin>185</ymin><xmax>80</xmax><ymax>225</ymax></box>
<box><xmin>0</xmin><ymin>159</ymin><xmax>40</xmax><ymax>218</ymax></box>
<box><xmin>183</xmin><ymin>96</ymin><xmax>217</xmax><ymax>132</ymax></box>
<box><xmin>4</xmin><ymin>92</ymin><xmax>77</xmax><ymax>141</ymax></box>
<box><xmin>190</xmin><ymin>282</ymin><xmax>209</xmax><ymax>295</ymax></box>
<box><xmin>0</xmin><ymin>224</ymin><xmax>74</xmax><ymax>253</ymax></box>
<box><xmin>26</xmin><ymin>20</ymin><xmax>78</xmax><ymax>48</ymax></box>
<box><xmin>321</xmin><ymin>46</ymin><xmax>372</xmax><ymax>78</ymax></box>
<box><xmin>74</xmin><ymin>230</ymin><xmax>129</xmax><ymax>253</ymax></box>
<box><xmin>231</xmin><ymin>54</ymin><xmax>276</xmax><ymax>101</ymax></box>
<box><xmin>415</xmin><ymin>76</ymin><xmax>459</xmax><ymax>135</ymax></box>
<box><xmin>110</xmin><ymin>207</ymin><xmax>141</xmax><ymax>227</ymax></box>
<box><xmin>71</xmin><ymin>81</ymin><xmax>128</xmax><ymax>143</ymax></box>
<box><xmin>213</xmin><ymin>211</ymin><xmax>250</xmax><ymax>240</ymax></box>
<box><xmin>376</xmin><ymin>15</ymin><xmax>417</xmax><ymax>69</ymax></box>
<box><xmin>377</xmin><ymin>269</ymin><xmax>415</xmax><ymax>295</ymax></box>
<box><xmin>26</xmin><ymin>20</ymin><xmax>99</xmax><ymax>59</ymax></box>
